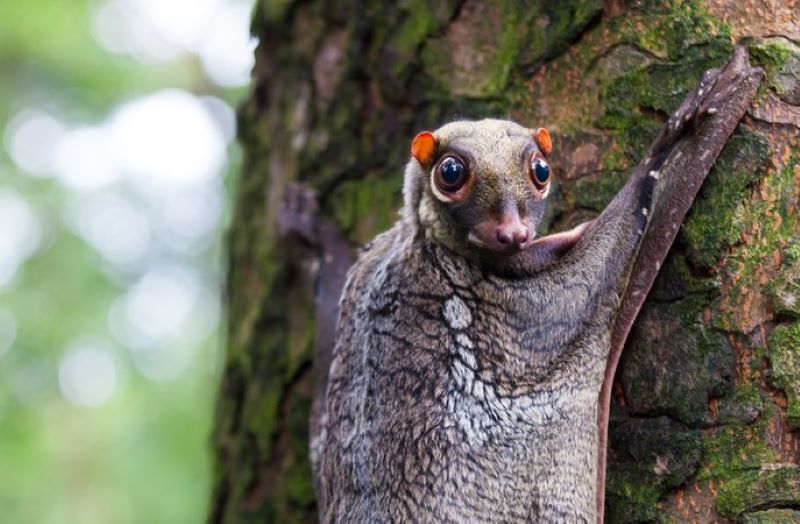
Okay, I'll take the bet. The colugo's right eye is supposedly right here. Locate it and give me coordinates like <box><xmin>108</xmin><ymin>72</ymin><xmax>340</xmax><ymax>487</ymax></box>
<box><xmin>435</xmin><ymin>156</ymin><xmax>468</xmax><ymax>193</ymax></box>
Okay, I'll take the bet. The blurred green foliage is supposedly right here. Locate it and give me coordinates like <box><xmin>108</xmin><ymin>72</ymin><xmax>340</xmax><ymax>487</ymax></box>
<box><xmin>0</xmin><ymin>0</ymin><xmax>247</xmax><ymax>522</ymax></box>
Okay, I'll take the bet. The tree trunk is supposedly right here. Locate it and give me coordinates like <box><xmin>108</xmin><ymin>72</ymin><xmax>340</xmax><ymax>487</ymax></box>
<box><xmin>209</xmin><ymin>1</ymin><xmax>800</xmax><ymax>522</ymax></box>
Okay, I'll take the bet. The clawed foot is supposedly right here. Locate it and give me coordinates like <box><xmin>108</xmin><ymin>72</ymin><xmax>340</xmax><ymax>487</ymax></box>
<box><xmin>278</xmin><ymin>183</ymin><xmax>320</xmax><ymax>246</ymax></box>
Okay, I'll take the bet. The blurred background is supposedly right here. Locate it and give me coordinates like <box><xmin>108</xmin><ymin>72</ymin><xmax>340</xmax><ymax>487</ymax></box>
<box><xmin>0</xmin><ymin>0</ymin><xmax>255</xmax><ymax>522</ymax></box>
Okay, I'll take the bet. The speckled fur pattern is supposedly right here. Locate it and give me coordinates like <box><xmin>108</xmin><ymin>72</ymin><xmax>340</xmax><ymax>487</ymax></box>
<box><xmin>313</xmin><ymin>120</ymin><xmax>650</xmax><ymax>522</ymax></box>
<box><xmin>309</xmin><ymin>47</ymin><xmax>762</xmax><ymax>522</ymax></box>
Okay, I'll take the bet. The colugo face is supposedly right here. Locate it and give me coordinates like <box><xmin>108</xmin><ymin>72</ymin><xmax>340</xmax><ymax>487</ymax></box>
<box><xmin>411</xmin><ymin>119</ymin><xmax>553</xmax><ymax>256</ymax></box>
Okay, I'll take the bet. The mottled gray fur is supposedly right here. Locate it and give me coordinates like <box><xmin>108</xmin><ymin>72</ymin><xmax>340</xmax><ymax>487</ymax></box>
<box><xmin>313</xmin><ymin>120</ymin><xmax>643</xmax><ymax>522</ymax></box>
<box><xmin>310</xmin><ymin>48</ymin><xmax>760</xmax><ymax>523</ymax></box>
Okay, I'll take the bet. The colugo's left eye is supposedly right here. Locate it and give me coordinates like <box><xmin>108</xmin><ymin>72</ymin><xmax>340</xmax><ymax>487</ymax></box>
<box><xmin>530</xmin><ymin>157</ymin><xmax>550</xmax><ymax>189</ymax></box>
<box><xmin>434</xmin><ymin>155</ymin><xmax>468</xmax><ymax>193</ymax></box>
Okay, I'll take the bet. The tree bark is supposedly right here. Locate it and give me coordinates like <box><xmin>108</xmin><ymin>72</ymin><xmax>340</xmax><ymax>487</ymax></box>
<box><xmin>209</xmin><ymin>1</ymin><xmax>800</xmax><ymax>522</ymax></box>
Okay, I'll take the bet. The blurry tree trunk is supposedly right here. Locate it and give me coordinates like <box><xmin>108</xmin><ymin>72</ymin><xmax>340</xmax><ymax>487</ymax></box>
<box><xmin>209</xmin><ymin>1</ymin><xmax>800</xmax><ymax>522</ymax></box>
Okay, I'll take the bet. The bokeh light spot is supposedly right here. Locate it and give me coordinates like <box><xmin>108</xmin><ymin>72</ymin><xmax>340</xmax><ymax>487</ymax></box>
<box><xmin>109</xmin><ymin>90</ymin><xmax>227</xmax><ymax>188</ymax></box>
<box><xmin>198</xmin><ymin>3</ymin><xmax>256</xmax><ymax>87</ymax></box>
<box><xmin>4</xmin><ymin>109</ymin><xmax>65</xmax><ymax>176</ymax></box>
<box><xmin>91</xmin><ymin>0</ymin><xmax>255</xmax><ymax>87</ymax></box>
<box><xmin>54</xmin><ymin>126</ymin><xmax>120</xmax><ymax>190</ymax></box>
<box><xmin>58</xmin><ymin>345</ymin><xmax>118</xmax><ymax>407</ymax></box>
<box><xmin>0</xmin><ymin>189</ymin><xmax>42</xmax><ymax>288</ymax></box>
<box><xmin>67</xmin><ymin>191</ymin><xmax>152</xmax><ymax>270</ymax></box>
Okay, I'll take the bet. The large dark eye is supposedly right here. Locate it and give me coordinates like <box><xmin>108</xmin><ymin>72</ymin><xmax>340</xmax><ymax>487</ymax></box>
<box><xmin>435</xmin><ymin>156</ymin><xmax>467</xmax><ymax>192</ymax></box>
<box><xmin>531</xmin><ymin>157</ymin><xmax>550</xmax><ymax>189</ymax></box>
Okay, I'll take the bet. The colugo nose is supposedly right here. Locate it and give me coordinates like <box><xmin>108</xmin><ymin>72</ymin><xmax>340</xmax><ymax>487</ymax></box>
<box><xmin>495</xmin><ymin>221</ymin><xmax>529</xmax><ymax>246</ymax></box>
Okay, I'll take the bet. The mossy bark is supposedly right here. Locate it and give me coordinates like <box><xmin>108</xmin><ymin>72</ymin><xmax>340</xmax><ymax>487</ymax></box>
<box><xmin>209</xmin><ymin>1</ymin><xmax>800</xmax><ymax>522</ymax></box>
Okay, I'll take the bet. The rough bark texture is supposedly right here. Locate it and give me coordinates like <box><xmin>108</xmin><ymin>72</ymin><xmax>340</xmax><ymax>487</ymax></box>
<box><xmin>210</xmin><ymin>1</ymin><xmax>800</xmax><ymax>522</ymax></box>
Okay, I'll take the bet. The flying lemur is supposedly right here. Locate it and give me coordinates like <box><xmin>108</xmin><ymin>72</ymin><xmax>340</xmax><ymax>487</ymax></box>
<box><xmin>283</xmin><ymin>48</ymin><xmax>762</xmax><ymax>522</ymax></box>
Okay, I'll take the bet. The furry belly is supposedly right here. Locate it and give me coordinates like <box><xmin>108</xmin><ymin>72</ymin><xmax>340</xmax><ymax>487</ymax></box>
<box><xmin>323</xmin><ymin>395</ymin><xmax>599</xmax><ymax>523</ymax></box>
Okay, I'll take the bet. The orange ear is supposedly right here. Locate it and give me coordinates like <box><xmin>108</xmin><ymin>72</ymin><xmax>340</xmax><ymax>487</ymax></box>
<box><xmin>533</xmin><ymin>127</ymin><xmax>552</xmax><ymax>156</ymax></box>
<box><xmin>411</xmin><ymin>131</ymin><xmax>438</xmax><ymax>165</ymax></box>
